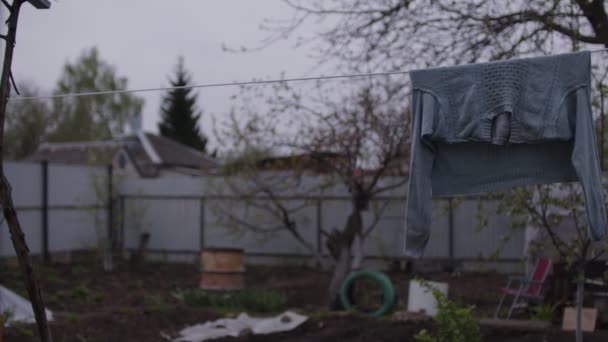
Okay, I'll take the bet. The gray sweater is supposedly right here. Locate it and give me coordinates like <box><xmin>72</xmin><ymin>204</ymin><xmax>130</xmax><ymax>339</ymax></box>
<box><xmin>404</xmin><ymin>51</ymin><xmax>607</xmax><ymax>258</ymax></box>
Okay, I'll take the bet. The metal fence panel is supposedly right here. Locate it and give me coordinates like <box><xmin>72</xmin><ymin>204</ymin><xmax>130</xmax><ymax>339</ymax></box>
<box><xmin>5</xmin><ymin>161</ymin><xmax>41</xmax><ymax>207</ymax></box>
<box><xmin>123</xmin><ymin>198</ymin><xmax>200</xmax><ymax>252</ymax></box>
<box><xmin>48</xmin><ymin>209</ymin><xmax>102</xmax><ymax>252</ymax></box>
<box><xmin>0</xmin><ymin>162</ymin><xmax>537</xmax><ymax>262</ymax></box>
<box><xmin>49</xmin><ymin>164</ymin><xmax>106</xmax><ymax>206</ymax></box>
<box><xmin>204</xmin><ymin>199</ymin><xmax>317</xmax><ymax>255</ymax></box>
<box><xmin>452</xmin><ymin>199</ymin><xmax>524</xmax><ymax>259</ymax></box>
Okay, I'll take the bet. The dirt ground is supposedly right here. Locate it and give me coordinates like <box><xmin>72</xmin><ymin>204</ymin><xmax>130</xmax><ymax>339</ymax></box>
<box><xmin>1</xmin><ymin>257</ymin><xmax>607</xmax><ymax>341</ymax></box>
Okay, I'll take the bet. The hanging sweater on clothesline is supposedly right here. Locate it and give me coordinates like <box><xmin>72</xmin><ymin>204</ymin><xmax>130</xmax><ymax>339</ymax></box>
<box><xmin>403</xmin><ymin>51</ymin><xmax>607</xmax><ymax>258</ymax></box>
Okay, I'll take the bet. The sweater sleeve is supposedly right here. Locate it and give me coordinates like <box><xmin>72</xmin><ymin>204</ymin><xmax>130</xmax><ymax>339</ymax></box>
<box><xmin>571</xmin><ymin>85</ymin><xmax>607</xmax><ymax>241</ymax></box>
<box><xmin>404</xmin><ymin>91</ymin><xmax>438</xmax><ymax>258</ymax></box>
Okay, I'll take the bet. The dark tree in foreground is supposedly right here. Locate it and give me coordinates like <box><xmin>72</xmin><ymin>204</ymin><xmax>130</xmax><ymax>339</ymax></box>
<box><xmin>0</xmin><ymin>1</ymin><xmax>52</xmax><ymax>341</ymax></box>
<box><xmin>158</xmin><ymin>57</ymin><xmax>208</xmax><ymax>152</ymax></box>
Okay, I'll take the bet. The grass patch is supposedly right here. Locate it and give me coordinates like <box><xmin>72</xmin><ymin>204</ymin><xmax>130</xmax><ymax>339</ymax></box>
<box><xmin>175</xmin><ymin>288</ymin><xmax>287</xmax><ymax>313</ymax></box>
<box><xmin>72</xmin><ymin>283</ymin><xmax>103</xmax><ymax>304</ymax></box>
<box><xmin>144</xmin><ymin>293</ymin><xmax>169</xmax><ymax>311</ymax></box>
<box><xmin>64</xmin><ymin>312</ymin><xmax>82</xmax><ymax>323</ymax></box>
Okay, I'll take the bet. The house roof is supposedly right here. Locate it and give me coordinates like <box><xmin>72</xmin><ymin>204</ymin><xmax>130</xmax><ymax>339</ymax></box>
<box><xmin>26</xmin><ymin>132</ymin><xmax>218</xmax><ymax>177</ymax></box>
<box><xmin>26</xmin><ymin>141</ymin><xmax>121</xmax><ymax>165</ymax></box>
<box><xmin>255</xmin><ymin>151</ymin><xmax>409</xmax><ymax>177</ymax></box>
<box><xmin>255</xmin><ymin>152</ymin><xmax>346</xmax><ymax>174</ymax></box>
<box><xmin>144</xmin><ymin>133</ymin><xmax>218</xmax><ymax>170</ymax></box>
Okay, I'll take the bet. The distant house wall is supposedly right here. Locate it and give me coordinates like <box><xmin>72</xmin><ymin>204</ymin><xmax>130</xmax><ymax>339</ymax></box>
<box><xmin>112</xmin><ymin>149</ymin><xmax>141</xmax><ymax>178</ymax></box>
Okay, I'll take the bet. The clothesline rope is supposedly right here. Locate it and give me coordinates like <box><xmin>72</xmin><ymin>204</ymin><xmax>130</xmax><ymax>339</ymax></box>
<box><xmin>8</xmin><ymin>48</ymin><xmax>608</xmax><ymax>102</ymax></box>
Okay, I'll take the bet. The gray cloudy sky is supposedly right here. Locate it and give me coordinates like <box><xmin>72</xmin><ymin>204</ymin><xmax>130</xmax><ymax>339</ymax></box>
<box><xmin>8</xmin><ymin>0</ymin><xmax>324</xmax><ymax>149</ymax></box>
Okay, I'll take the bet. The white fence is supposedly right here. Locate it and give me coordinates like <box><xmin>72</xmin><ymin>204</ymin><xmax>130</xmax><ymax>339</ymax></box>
<box><xmin>119</xmin><ymin>175</ymin><xmax>525</xmax><ymax>263</ymax></box>
<box><xmin>0</xmin><ymin>161</ymin><xmax>526</xmax><ymax>265</ymax></box>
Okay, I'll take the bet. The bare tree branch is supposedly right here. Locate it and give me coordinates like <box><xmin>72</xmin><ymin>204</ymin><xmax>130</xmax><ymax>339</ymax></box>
<box><xmin>0</xmin><ymin>0</ymin><xmax>52</xmax><ymax>340</ymax></box>
<box><xmin>9</xmin><ymin>70</ymin><xmax>19</xmax><ymax>95</ymax></box>
<box><xmin>1</xmin><ymin>0</ymin><xmax>11</xmax><ymax>11</ymax></box>
<box><xmin>362</xmin><ymin>199</ymin><xmax>391</xmax><ymax>238</ymax></box>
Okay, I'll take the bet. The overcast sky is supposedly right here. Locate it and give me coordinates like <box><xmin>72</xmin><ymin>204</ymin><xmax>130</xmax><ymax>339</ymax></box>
<box><xmin>7</xmin><ymin>0</ymin><xmax>326</xmax><ymax>150</ymax></box>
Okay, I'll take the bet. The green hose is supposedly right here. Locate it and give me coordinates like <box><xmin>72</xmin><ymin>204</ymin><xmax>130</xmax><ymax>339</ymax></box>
<box><xmin>339</xmin><ymin>269</ymin><xmax>395</xmax><ymax>317</ymax></box>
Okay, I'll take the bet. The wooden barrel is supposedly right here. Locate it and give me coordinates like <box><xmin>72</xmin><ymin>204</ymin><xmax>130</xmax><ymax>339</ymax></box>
<box><xmin>200</xmin><ymin>248</ymin><xmax>245</xmax><ymax>290</ymax></box>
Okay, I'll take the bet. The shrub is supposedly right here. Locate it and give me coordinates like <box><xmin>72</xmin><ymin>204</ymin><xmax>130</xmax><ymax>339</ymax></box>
<box><xmin>1</xmin><ymin>308</ymin><xmax>14</xmax><ymax>326</ymax></box>
<box><xmin>529</xmin><ymin>303</ymin><xmax>558</xmax><ymax>321</ymax></box>
<box><xmin>176</xmin><ymin>289</ymin><xmax>287</xmax><ymax>313</ymax></box>
<box><xmin>414</xmin><ymin>280</ymin><xmax>481</xmax><ymax>342</ymax></box>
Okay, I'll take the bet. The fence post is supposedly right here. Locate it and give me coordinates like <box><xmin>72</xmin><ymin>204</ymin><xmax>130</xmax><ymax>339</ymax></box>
<box><xmin>107</xmin><ymin>164</ymin><xmax>114</xmax><ymax>247</ymax></box>
<box><xmin>104</xmin><ymin>164</ymin><xmax>114</xmax><ymax>271</ymax></box>
<box><xmin>119</xmin><ymin>195</ymin><xmax>125</xmax><ymax>250</ymax></box>
<box><xmin>41</xmin><ymin>160</ymin><xmax>49</xmax><ymax>264</ymax></box>
<box><xmin>448</xmin><ymin>197</ymin><xmax>454</xmax><ymax>261</ymax></box>
<box><xmin>316</xmin><ymin>199</ymin><xmax>322</xmax><ymax>257</ymax></box>
<box><xmin>199</xmin><ymin>197</ymin><xmax>205</xmax><ymax>250</ymax></box>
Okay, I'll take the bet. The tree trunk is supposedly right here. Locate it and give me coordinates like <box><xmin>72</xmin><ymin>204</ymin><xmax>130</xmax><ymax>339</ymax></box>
<box><xmin>131</xmin><ymin>232</ymin><xmax>150</xmax><ymax>265</ymax></box>
<box><xmin>326</xmin><ymin>209</ymin><xmax>363</xmax><ymax>309</ymax></box>
<box><xmin>351</xmin><ymin>233</ymin><xmax>363</xmax><ymax>270</ymax></box>
<box><xmin>327</xmin><ymin>242</ymin><xmax>352</xmax><ymax>309</ymax></box>
<box><xmin>0</xmin><ymin>1</ymin><xmax>52</xmax><ymax>341</ymax></box>
<box><xmin>102</xmin><ymin>239</ymin><xmax>113</xmax><ymax>272</ymax></box>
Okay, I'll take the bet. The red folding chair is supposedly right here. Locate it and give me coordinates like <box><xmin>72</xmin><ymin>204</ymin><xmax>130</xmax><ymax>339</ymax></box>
<box><xmin>494</xmin><ymin>256</ymin><xmax>552</xmax><ymax>319</ymax></box>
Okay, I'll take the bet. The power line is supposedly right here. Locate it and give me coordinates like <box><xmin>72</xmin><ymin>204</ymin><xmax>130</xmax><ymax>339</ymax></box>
<box><xmin>8</xmin><ymin>48</ymin><xmax>608</xmax><ymax>102</ymax></box>
<box><xmin>8</xmin><ymin>71</ymin><xmax>409</xmax><ymax>102</ymax></box>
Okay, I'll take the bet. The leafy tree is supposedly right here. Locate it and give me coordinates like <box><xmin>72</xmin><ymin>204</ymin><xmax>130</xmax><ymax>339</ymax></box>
<box><xmin>490</xmin><ymin>183</ymin><xmax>608</xmax><ymax>342</ymax></box>
<box><xmin>47</xmin><ymin>47</ymin><xmax>144</xmax><ymax>142</ymax></box>
<box><xmin>4</xmin><ymin>83</ymin><xmax>50</xmax><ymax>159</ymax></box>
<box><xmin>158</xmin><ymin>57</ymin><xmax>208</xmax><ymax>152</ymax></box>
<box><xmin>497</xmin><ymin>184</ymin><xmax>607</xmax><ymax>271</ymax></box>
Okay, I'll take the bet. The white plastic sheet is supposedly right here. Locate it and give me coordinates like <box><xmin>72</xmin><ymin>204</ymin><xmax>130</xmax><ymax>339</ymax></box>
<box><xmin>0</xmin><ymin>285</ymin><xmax>53</xmax><ymax>325</ymax></box>
<box><xmin>173</xmin><ymin>311</ymin><xmax>307</xmax><ymax>342</ymax></box>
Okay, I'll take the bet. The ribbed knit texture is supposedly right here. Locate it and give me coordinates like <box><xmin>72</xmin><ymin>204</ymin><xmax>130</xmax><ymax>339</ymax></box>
<box><xmin>404</xmin><ymin>51</ymin><xmax>607</xmax><ymax>258</ymax></box>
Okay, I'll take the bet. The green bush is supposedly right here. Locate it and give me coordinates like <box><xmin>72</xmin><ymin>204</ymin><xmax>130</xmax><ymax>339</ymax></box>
<box><xmin>176</xmin><ymin>289</ymin><xmax>287</xmax><ymax>313</ymax></box>
<box><xmin>529</xmin><ymin>303</ymin><xmax>558</xmax><ymax>321</ymax></box>
<box><xmin>144</xmin><ymin>293</ymin><xmax>169</xmax><ymax>311</ymax></box>
<box><xmin>1</xmin><ymin>308</ymin><xmax>14</xmax><ymax>326</ymax></box>
<box><xmin>414</xmin><ymin>280</ymin><xmax>481</xmax><ymax>342</ymax></box>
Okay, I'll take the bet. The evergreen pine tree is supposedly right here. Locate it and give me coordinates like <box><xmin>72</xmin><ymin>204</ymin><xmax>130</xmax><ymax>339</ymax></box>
<box><xmin>158</xmin><ymin>57</ymin><xmax>208</xmax><ymax>152</ymax></box>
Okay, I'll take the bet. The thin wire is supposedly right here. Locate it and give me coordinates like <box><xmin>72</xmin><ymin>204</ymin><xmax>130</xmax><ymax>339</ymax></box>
<box><xmin>9</xmin><ymin>47</ymin><xmax>608</xmax><ymax>102</ymax></box>
<box><xmin>8</xmin><ymin>71</ymin><xmax>408</xmax><ymax>102</ymax></box>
